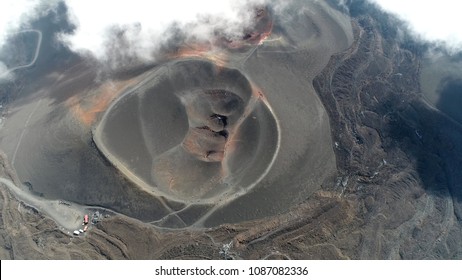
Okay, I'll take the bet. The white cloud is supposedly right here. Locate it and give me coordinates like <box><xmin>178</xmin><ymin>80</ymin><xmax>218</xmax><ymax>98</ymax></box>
<box><xmin>369</xmin><ymin>0</ymin><xmax>462</xmax><ymax>53</ymax></box>
<box><xmin>60</xmin><ymin>0</ymin><xmax>267</xmax><ymax>63</ymax></box>
<box><xmin>1</xmin><ymin>0</ymin><xmax>270</xmax><ymax>69</ymax></box>
<box><xmin>0</xmin><ymin>61</ymin><xmax>14</xmax><ymax>81</ymax></box>
<box><xmin>0</xmin><ymin>0</ymin><xmax>39</xmax><ymax>47</ymax></box>
<box><xmin>2</xmin><ymin>0</ymin><xmax>462</xmax><ymax>65</ymax></box>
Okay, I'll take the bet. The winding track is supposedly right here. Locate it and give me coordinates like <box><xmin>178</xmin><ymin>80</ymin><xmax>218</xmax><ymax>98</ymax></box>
<box><xmin>2</xmin><ymin>30</ymin><xmax>44</xmax><ymax>166</ymax></box>
<box><xmin>0</xmin><ymin>29</ymin><xmax>42</xmax><ymax>78</ymax></box>
<box><xmin>0</xmin><ymin>177</ymin><xmax>86</xmax><ymax>233</ymax></box>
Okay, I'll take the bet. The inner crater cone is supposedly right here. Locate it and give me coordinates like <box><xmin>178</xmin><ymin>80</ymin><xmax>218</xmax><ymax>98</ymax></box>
<box><xmin>182</xmin><ymin>89</ymin><xmax>244</xmax><ymax>162</ymax></box>
<box><xmin>95</xmin><ymin>59</ymin><xmax>279</xmax><ymax>202</ymax></box>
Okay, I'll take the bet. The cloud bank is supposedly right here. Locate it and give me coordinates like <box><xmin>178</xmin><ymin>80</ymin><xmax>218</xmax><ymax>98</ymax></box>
<box><xmin>1</xmin><ymin>0</ymin><xmax>461</xmax><ymax>71</ymax></box>
<box><xmin>61</xmin><ymin>0</ymin><xmax>269</xmax><ymax>64</ymax></box>
<box><xmin>368</xmin><ymin>0</ymin><xmax>462</xmax><ymax>54</ymax></box>
<box><xmin>0</xmin><ymin>0</ymin><xmax>39</xmax><ymax>47</ymax></box>
<box><xmin>1</xmin><ymin>0</ymin><xmax>270</xmax><ymax>69</ymax></box>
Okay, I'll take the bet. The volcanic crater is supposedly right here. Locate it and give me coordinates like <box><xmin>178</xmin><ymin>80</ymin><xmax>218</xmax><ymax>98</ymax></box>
<box><xmin>0</xmin><ymin>0</ymin><xmax>353</xmax><ymax>229</ymax></box>
<box><xmin>94</xmin><ymin>59</ymin><xmax>280</xmax><ymax>202</ymax></box>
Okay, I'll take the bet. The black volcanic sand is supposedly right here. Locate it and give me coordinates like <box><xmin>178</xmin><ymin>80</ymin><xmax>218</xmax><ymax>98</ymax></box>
<box><xmin>0</xmin><ymin>0</ymin><xmax>353</xmax><ymax>228</ymax></box>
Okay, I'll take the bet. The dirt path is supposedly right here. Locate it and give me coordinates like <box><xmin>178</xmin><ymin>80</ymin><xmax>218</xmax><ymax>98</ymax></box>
<box><xmin>0</xmin><ymin>177</ymin><xmax>86</xmax><ymax>232</ymax></box>
<box><xmin>0</xmin><ymin>29</ymin><xmax>43</xmax><ymax>78</ymax></box>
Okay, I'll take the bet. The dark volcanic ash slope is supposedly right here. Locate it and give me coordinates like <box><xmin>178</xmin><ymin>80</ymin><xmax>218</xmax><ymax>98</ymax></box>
<box><xmin>308</xmin><ymin>9</ymin><xmax>462</xmax><ymax>258</ymax></box>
